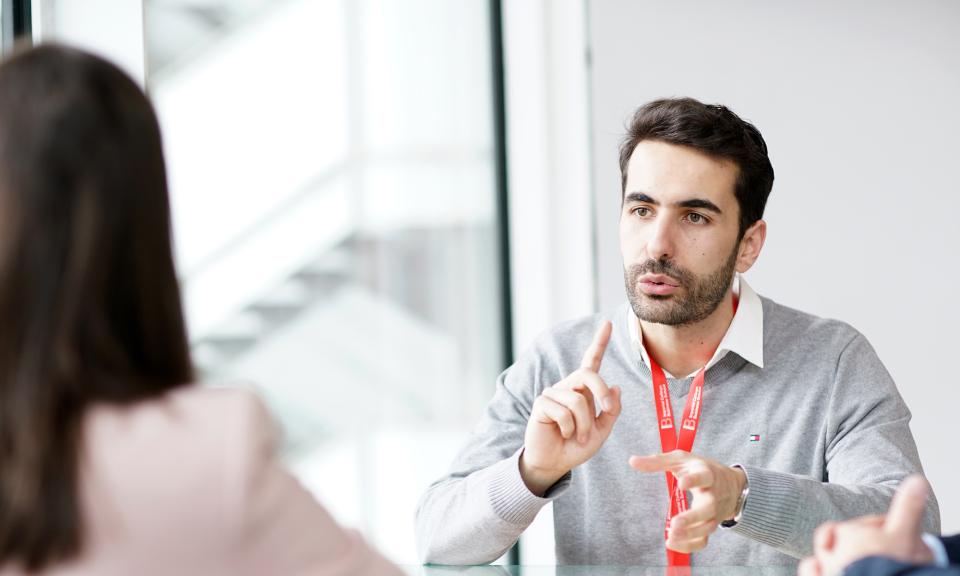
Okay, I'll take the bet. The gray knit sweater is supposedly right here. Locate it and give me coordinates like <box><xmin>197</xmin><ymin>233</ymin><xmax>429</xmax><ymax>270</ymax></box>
<box><xmin>415</xmin><ymin>296</ymin><xmax>940</xmax><ymax>567</ymax></box>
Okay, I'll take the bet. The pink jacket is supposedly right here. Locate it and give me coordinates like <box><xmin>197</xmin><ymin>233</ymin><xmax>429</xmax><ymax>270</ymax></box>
<box><xmin>1</xmin><ymin>386</ymin><xmax>402</xmax><ymax>576</ymax></box>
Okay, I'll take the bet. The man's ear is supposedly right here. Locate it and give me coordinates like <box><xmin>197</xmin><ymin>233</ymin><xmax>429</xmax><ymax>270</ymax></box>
<box><xmin>736</xmin><ymin>219</ymin><xmax>766</xmax><ymax>273</ymax></box>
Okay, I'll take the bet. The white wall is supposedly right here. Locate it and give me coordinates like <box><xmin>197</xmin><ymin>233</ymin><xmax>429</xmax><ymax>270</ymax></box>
<box><xmin>588</xmin><ymin>0</ymin><xmax>960</xmax><ymax>532</ymax></box>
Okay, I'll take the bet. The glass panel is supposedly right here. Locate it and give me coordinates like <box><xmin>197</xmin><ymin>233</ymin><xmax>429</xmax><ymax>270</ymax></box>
<box><xmin>1</xmin><ymin>1</ymin><xmax>11</xmax><ymax>52</ymax></box>
<box><xmin>144</xmin><ymin>0</ymin><xmax>503</xmax><ymax>563</ymax></box>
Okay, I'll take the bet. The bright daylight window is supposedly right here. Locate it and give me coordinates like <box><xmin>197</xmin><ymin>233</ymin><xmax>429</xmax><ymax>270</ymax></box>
<box><xmin>144</xmin><ymin>0</ymin><xmax>506</xmax><ymax>563</ymax></box>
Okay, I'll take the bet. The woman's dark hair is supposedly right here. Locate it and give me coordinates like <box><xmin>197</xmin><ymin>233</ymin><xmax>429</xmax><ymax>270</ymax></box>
<box><xmin>0</xmin><ymin>44</ymin><xmax>193</xmax><ymax>570</ymax></box>
<box><xmin>619</xmin><ymin>97</ymin><xmax>775</xmax><ymax>237</ymax></box>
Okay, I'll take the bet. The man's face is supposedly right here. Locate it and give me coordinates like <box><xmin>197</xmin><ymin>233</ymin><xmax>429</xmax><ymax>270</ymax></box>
<box><xmin>620</xmin><ymin>140</ymin><xmax>744</xmax><ymax>326</ymax></box>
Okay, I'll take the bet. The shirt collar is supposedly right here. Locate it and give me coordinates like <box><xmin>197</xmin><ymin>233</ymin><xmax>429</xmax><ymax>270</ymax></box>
<box><xmin>627</xmin><ymin>274</ymin><xmax>764</xmax><ymax>378</ymax></box>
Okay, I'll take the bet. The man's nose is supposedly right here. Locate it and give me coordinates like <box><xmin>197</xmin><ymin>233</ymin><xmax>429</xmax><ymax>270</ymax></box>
<box><xmin>645</xmin><ymin>216</ymin><xmax>676</xmax><ymax>262</ymax></box>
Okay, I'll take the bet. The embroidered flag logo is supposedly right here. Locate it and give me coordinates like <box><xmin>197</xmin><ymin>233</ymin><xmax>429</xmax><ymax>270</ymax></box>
<box><xmin>749</xmin><ymin>434</ymin><xmax>760</xmax><ymax>442</ymax></box>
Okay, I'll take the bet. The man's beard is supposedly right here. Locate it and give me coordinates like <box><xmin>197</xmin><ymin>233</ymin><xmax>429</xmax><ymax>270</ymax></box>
<box><xmin>624</xmin><ymin>243</ymin><xmax>739</xmax><ymax>327</ymax></box>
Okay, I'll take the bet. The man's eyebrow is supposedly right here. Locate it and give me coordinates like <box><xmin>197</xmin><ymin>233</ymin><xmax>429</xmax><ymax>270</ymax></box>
<box><xmin>624</xmin><ymin>192</ymin><xmax>657</xmax><ymax>205</ymax></box>
<box><xmin>623</xmin><ymin>192</ymin><xmax>723</xmax><ymax>215</ymax></box>
<box><xmin>677</xmin><ymin>198</ymin><xmax>723</xmax><ymax>214</ymax></box>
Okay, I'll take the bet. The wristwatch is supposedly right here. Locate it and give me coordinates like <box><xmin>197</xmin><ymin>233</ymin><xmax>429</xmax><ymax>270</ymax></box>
<box><xmin>720</xmin><ymin>464</ymin><xmax>749</xmax><ymax>528</ymax></box>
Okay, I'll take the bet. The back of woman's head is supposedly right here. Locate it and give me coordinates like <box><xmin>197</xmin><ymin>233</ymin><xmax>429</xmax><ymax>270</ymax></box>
<box><xmin>0</xmin><ymin>44</ymin><xmax>193</xmax><ymax>570</ymax></box>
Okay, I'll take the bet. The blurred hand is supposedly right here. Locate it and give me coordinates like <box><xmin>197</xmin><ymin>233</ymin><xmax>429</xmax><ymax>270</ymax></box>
<box><xmin>519</xmin><ymin>321</ymin><xmax>622</xmax><ymax>496</ymax></box>
<box><xmin>797</xmin><ymin>475</ymin><xmax>934</xmax><ymax>576</ymax></box>
<box><xmin>629</xmin><ymin>450</ymin><xmax>747</xmax><ymax>553</ymax></box>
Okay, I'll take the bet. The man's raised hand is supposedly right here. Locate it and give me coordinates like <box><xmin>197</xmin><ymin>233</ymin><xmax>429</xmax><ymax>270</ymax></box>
<box><xmin>519</xmin><ymin>321</ymin><xmax>622</xmax><ymax>496</ymax></box>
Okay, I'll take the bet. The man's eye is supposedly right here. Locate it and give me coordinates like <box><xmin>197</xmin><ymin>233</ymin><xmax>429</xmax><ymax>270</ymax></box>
<box><xmin>634</xmin><ymin>207</ymin><xmax>651</xmax><ymax>217</ymax></box>
<box><xmin>686</xmin><ymin>212</ymin><xmax>706</xmax><ymax>224</ymax></box>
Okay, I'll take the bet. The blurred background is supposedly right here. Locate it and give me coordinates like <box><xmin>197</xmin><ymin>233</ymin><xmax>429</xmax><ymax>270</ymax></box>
<box><xmin>145</xmin><ymin>0</ymin><xmax>505</xmax><ymax>565</ymax></box>
<box><xmin>4</xmin><ymin>0</ymin><xmax>960</xmax><ymax>566</ymax></box>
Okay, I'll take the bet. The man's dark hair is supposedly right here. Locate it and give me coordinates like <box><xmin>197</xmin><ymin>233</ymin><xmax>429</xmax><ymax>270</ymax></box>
<box><xmin>619</xmin><ymin>97</ymin><xmax>774</xmax><ymax>237</ymax></box>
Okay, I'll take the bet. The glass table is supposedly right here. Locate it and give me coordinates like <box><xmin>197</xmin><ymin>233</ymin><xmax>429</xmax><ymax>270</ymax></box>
<box><xmin>402</xmin><ymin>567</ymin><xmax>796</xmax><ymax>575</ymax></box>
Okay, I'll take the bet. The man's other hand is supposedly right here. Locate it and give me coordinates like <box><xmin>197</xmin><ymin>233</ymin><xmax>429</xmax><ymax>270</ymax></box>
<box><xmin>629</xmin><ymin>450</ymin><xmax>748</xmax><ymax>553</ymax></box>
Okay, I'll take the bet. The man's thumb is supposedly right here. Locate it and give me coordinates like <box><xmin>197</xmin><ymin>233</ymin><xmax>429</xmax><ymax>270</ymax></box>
<box><xmin>884</xmin><ymin>475</ymin><xmax>930</xmax><ymax>538</ymax></box>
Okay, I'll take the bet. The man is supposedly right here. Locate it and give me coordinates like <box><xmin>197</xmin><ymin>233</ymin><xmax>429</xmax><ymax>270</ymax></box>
<box><xmin>415</xmin><ymin>98</ymin><xmax>939</xmax><ymax>567</ymax></box>
<box><xmin>800</xmin><ymin>476</ymin><xmax>958</xmax><ymax>576</ymax></box>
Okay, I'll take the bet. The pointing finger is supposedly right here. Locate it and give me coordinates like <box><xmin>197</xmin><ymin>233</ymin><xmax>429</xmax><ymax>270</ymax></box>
<box><xmin>884</xmin><ymin>475</ymin><xmax>929</xmax><ymax>539</ymax></box>
<box><xmin>629</xmin><ymin>450</ymin><xmax>691</xmax><ymax>473</ymax></box>
<box><xmin>580</xmin><ymin>321</ymin><xmax>612</xmax><ymax>372</ymax></box>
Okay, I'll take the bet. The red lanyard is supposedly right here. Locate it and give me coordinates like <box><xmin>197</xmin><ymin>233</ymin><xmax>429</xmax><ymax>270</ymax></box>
<box><xmin>649</xmin><ymin>356</ymin><xmax>703</xmax><ymax>567</ymax></box>
<box><xmin>646</xmin><ymin>297</ymin><xmax>737</xmax><ymax>567</ymax></box>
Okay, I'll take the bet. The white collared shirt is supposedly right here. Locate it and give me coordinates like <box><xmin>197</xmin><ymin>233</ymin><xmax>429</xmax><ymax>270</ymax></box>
<box><xmin>627</xmin><ymin>274</ymin><xmax>765</xmax><ymax>378</ymax></box>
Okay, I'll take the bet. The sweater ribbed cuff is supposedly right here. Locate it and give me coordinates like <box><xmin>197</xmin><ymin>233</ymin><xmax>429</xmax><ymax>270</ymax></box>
<box><xmin>730</xmin><ymin>465</ymin><xmax>801</xmax><ymax>548</ymax></box>
<box><xmin>486</xmin><ymin>448</ymin><xmax>571</xmax><ymax>526</ymax></box>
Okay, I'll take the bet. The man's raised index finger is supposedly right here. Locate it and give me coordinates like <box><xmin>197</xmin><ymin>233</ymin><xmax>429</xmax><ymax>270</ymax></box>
<box><xmin>580</xmin><ymin>321</ymin><xmax>612</xmax><ymax>372</ymax></box>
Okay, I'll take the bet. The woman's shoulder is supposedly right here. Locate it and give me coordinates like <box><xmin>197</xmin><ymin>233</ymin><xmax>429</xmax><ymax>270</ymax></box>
<box><xmin>81</xmin><ymin>385</ymin><xmax>278</xmax><ymax>515</ymax></box>
<box><xmin>86</xmin><ymin>384</ymin><xmax>273</xmax><ymax>443</ymax></box>
<box><xmin>71</xmin><ymin>386</ymin><xmax>402</xmax><ymax>576</ymax></box>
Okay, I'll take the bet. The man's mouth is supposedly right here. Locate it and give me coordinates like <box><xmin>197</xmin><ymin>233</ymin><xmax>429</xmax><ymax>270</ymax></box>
<box><xmin>638</xmin><ymin>274</ymin><xmax>681</xmax><ymax>296</ymax></box>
